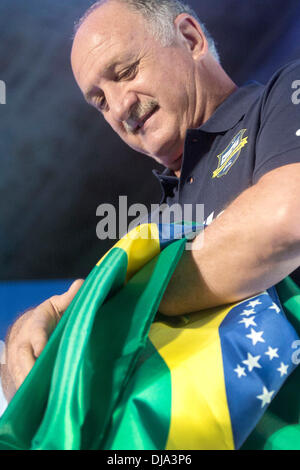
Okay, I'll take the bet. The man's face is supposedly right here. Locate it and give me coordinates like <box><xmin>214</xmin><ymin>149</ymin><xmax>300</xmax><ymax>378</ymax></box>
<box><xmin>71</xmin><ymin>1</ymin><xmax>205</xmax><ymax>171</ymax></box>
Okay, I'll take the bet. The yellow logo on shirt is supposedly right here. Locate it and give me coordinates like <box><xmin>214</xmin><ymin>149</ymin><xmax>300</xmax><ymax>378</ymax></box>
<box><xmin>212</xmin><ymin>129</ymin><xmax>248</xmax><ymax>178</ymax></box>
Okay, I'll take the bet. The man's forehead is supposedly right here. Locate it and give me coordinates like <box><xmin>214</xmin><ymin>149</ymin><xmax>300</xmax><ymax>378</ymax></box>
<box><xmin>71</xmin><ymin>1</ymin><xmax>148</xmax><ymax>78</ymax></box>
<box><xmin>72</xmin><ymin>33</ymin><xmax>141</xmax><ymax>95</ymax></box>
<box><xmin>74</xmin><ymin>0</ymin><xmax>147</xmax><ymax>45</ymax></box>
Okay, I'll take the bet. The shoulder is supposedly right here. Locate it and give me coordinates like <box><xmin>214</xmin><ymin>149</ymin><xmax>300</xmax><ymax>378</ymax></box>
<box><xmin>261</xmin><ymin>60</ymin><xmax>300</xmax><ymax>109</ymax></box>
<box><xmin>268</xmin><ymin>60</ymin><xmax>300</xmax><ymax>83</ymax></box>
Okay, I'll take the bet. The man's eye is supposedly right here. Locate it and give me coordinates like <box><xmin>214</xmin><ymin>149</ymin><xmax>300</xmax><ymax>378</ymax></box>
<box><xmin>94</xmin><ymin>95</ymin><xmax>107</xmax><ymax>111</ymax></box>
<box><xmin>117</xmin><ymin>62</ymin><xmax>138</xmax><ymax>81</ymax></box>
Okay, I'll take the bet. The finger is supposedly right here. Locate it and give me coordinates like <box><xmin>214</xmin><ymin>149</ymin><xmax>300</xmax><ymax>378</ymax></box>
<box><xmin>13</xmin><ymin>343</ymin><xmax>36</xmax><ymax>389</ymax></box>
<box><xmin>31</xmin><ymin>328</ymin><xmax>49</xmax><ymax>358</ymax></box>
<box><xmin>49</xmin><ymin>279</ymin><xmax>85</xmax><ymax>318</ymax></box>
<box><xmin>34</xmin><ymin>278</ymin><xmax>85</xmax><ymax>324</ymax></box>
<box><xmin>66</xmin><ymin>279</ymin><xmax>85</xmax><ymax>300</ymax></box>
<box><xmin>29</xmin><ymin>280</ymin><xmax>84</xmax><ymax>359</ymax></box>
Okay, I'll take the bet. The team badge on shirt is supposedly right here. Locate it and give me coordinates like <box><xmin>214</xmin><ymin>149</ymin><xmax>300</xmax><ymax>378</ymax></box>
<box><xmin>212</xmin><ymin>129</ymin><xmax>248</xmax><ymax>178</ymax></box>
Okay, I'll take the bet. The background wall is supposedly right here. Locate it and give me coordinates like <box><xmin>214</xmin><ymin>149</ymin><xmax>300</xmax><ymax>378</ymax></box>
<box><xmin>0</xmin><ymin>0</ymin><xmax>300</xmax><ymax>281</ymax></box>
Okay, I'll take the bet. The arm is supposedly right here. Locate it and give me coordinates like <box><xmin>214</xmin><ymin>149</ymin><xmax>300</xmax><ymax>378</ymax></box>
<box><xmin>0</xmin><ymin>279</ymin><xmax>84</xmax><ymax>402</ymax></box>
<box><xmin>159</xmin><ymin>163</ymin><xmax>300</xmax><ymax>316</ymax></box>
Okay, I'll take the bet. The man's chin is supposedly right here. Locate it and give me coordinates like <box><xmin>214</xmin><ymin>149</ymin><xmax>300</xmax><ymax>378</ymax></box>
<box><xmin>138</xmin><ymin>142</ymin><xmax>183</xmax><ymax>172</ymax></box>
<box><xmin>159</xmin><ymin>154</ymin><xmax>182</xmax><ymax>172</ymax></box>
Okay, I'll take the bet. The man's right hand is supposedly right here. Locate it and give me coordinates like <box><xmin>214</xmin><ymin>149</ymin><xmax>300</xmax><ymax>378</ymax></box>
<box><xmin>0</xmin><ymin>279</ymin><xmax>84</xmax><ymax>402</ymax></box>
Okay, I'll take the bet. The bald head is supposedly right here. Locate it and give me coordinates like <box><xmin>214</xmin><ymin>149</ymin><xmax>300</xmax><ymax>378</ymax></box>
<box><xmin>74</xmin><ymin>0</ymin><xmax>219</xmax><ymax>60</ymax></box>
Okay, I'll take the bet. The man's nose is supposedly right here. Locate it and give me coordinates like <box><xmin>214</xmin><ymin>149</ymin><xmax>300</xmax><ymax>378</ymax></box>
<box><xmin>108</xmin><ymin>88</ymin><xmax>138</xmax><ymax>123</ymax></box>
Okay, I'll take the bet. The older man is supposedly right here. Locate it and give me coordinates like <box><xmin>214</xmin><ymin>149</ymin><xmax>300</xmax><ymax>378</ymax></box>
<box><xmin>1</xmin><ymin>0</ymin><xmax>300</xmax><ymax>401</ymax></box>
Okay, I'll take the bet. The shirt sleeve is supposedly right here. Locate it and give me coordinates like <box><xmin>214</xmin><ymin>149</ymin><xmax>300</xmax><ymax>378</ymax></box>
<box><xmin>253</xmin><ymin>61</ymin><xmax>300</xmax><ymax>184</ymax></box>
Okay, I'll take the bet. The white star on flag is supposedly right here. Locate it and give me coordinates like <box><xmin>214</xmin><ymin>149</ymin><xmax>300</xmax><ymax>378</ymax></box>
<box><xmin>242</xmin><ymin>353</ymin><xmax>262</xmax><ymax>372</ymax></box>
<box><xmin>246</xmin><ymin>328</ymin><xmax>265</xmax><ymax>346</ymax></box>
<box><xmin>269</xmin><ymin>302</ymin><xmax>281</xmax><ymax>314</ymax></box>
<box><xmin>234</xmin><ymin>364</ymin><xmax>246</xmax><ymax>378</ymax></box>
<box><xmin>265</xmin><ymin>346</ymin><xmax>279</xmax><ymax>360</ymax></box>
<box><xmin>246</xmin><ymin>299</ymin><xmax>262</xmax><ymax>308</ymax></box>
<box><xmin>257</xmin><ymin>386</ymin><xmax>275</xmax><ymax>408</ymax></box>
<box><xmin>239</xmin><ymin>316</ymin><xmax>257</xmax><ymax>328</ymax></box>
<box><xmin>277</xmin><ymin>362</ymin><xmax>289</xmax><ymax>377</ymax></box>
<box><xmin>240</xmin><ymin>308</ymin><xmax>256</xmax><ymax>317</ymax></box>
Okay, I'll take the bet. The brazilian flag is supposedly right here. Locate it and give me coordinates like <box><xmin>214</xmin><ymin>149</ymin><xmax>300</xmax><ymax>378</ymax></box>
<box><xmin>0</xmin><ymin>223</ymin><xmax>299</xmax><ymax>450</ymax></box>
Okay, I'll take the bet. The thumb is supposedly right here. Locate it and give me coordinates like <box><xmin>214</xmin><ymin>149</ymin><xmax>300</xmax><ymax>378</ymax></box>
<box><xmin>31</xmin><ymin>280</ymin><xmax>84</xmax><ymax>359</ymax></box>
<box><xmin>42</xmin><ymin>278</ymin><xmax>85</xmax><ymax>320</ymax></box>
<box><xmin>68</xmin><ymin>278</ymin><xmax>85</xmax><ymax>297</ymax></box>
<box><xmin>55</xmin><ymin>279</ymin><xmax>85</xmax><ymax>313</ymax></box>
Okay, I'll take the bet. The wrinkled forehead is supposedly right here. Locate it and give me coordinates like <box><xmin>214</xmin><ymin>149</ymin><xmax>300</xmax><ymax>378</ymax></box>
<box><xmin>71</xmin><ymin>1</ymin><xmax>150</xmax><ymax>79</ymax></box>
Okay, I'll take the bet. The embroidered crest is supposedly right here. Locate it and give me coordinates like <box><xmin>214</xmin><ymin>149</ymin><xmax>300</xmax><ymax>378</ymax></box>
<box><xmin>212</xmin><ymin>129</ymin><xmax>248</xmax><ymax>178</ymax></box>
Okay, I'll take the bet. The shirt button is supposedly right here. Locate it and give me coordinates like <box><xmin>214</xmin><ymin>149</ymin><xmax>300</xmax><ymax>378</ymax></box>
<box><xmin>186</xmin><ymin>176</ymin><xmax>194</xmax><ymax>184</ymax></box>
<box><xmin>192</xmin><ymin>138</ymin><xmax>198</xmax><ymax>143</ymax></box>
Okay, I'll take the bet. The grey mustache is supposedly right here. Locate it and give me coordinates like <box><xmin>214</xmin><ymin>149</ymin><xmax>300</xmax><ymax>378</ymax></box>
<box><xmin>123</xmin><ymin>100</ymin><xmax>158</xmax><ymax>133</ymax></box>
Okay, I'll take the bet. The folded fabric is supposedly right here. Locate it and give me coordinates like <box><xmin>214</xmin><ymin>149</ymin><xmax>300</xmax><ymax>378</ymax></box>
<box><xmin>0</xmin><ymin>223</ymin><xmax>298</xmax><ymax>450</ymax></box>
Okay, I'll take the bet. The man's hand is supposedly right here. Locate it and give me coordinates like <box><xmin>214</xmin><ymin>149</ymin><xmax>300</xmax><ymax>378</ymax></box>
<box><xmin>0</xmin><ymin>279</ymin><xmax>84</xmax><ymax>402</ymax></box>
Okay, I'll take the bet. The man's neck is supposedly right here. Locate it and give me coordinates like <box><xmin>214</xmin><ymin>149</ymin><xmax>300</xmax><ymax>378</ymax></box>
<box><xmin>174</xmin><ymin>168</ymin><xmax>181</xmax><ymax>178</ymax></box>
<box><xmin>174</xmin><ymin>81</ymin><xmax>238</xmax><ymax>179</ymax></box>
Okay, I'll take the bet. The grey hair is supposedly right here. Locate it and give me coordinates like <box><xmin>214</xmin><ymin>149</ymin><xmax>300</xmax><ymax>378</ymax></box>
<box><xmin>74</xmin><ymin>0</ymin><xmax>220</xmax><ymax>62</ymax></box>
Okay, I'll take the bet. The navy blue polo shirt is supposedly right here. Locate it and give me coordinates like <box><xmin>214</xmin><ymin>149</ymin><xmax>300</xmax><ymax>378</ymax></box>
<box><xmin>153</xmin><ymin>60</ymin><xmax>300</xmax><ymax>281</ymax></box>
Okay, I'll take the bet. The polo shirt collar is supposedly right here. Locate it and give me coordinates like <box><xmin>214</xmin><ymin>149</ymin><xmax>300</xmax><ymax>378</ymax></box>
<box><xmin>152</xmin><ymin>81</ymin><xmax>264</xmax><ymax>194</ymax></box>
<box><xmin>152</xmin><ymin>167</ymin><xmax>178</xmax><ymax>201</ymax></box>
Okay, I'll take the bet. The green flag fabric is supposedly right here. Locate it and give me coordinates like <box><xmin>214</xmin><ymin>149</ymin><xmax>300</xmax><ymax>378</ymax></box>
<box><xmin>0</xmin><ymin>223</ymin><xmax>299</xmax><ymax>450</ymax></box>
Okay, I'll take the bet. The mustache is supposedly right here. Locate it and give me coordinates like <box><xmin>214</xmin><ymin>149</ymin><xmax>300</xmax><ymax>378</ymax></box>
<box><xmin>123</xmin><ymin>100</ymin><xmax>159</xmax><ymax>133</ymax></box>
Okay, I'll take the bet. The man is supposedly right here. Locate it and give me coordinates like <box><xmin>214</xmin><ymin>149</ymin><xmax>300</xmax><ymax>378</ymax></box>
<box><xmin>1</xmin><ymin>0</ymin><xmax>300</xmax><ymax>401</ymax></box>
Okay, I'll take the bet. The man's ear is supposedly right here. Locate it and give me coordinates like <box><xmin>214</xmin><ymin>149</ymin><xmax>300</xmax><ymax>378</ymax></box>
<box><xmin>174</xmin><ymin>14</ymin><xmax>208</xmax><ymax>59</ymax></box>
